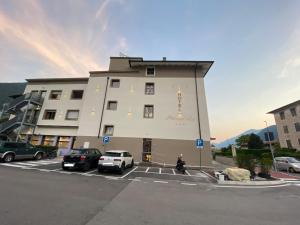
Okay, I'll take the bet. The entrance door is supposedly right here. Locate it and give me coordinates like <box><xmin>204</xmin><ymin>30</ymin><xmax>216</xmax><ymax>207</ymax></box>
<box><xmin>142</xmin><ymin>138</ymin><xmax>152</xmax><ymax>162</ymax></box>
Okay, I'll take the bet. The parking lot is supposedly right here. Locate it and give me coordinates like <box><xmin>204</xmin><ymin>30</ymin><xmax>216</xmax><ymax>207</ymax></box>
<box><xmin>0</xmin><ymin>158</ymin><xmax>211</xmax><ymax>184</ymax></box>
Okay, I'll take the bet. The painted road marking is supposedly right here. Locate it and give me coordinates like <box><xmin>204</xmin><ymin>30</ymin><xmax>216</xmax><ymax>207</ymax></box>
<box><xmin>185</xmin><ymin>170</ymin><xmax>191</xmax><ymax>176</ymax></box>
<box><xmin>85</xmin><ymin>169</ymin><xmax>97</xmax><ymax>174</ymax></box>
<box><xmin>172</xmin><ymin>169</ymin><xmax>176</xmax><ymax>175</ymax></box>
<box><xmin>181</xmin><ymin>182</ymin><xmax>197</xmax><ymax>186</ymax></box>
<box><xmin>121</xmin><ymin>166</ymin><xmax>138</xmax><ymax>179</ymax></box>
<box><xmin>13</xmin><ymin>162</ymin><xmax>38</xmax><ymax>166</ymax></box>
<box><xmin>128</xmin><ymin>178</ymin><xmax>141</xmax><ymax>182</ymax></box>
<box><xmin>0</xmin><ymin>163</ymin><xmax>26</xmax><ymax>168</ymax></box>
<box><xmin>145</xmin><ymin>167</ymin><xmax>150</xmax><ymax>173</ymax></box>
<box><xmin>154</xmin><ymin>180</ymin><xmax>168</xmax><ymax>184</ymax></box>
<box><xmin>159</xmin><ymin>168</ymin><xmax>162</xmax><ymax>174</ymax></box>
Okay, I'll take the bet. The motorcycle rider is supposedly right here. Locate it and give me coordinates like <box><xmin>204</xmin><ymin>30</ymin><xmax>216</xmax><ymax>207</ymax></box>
<box><xmin>176</xmin><ymin>154</ymin><xmax>185</xmax><ymax>173</ymax></box>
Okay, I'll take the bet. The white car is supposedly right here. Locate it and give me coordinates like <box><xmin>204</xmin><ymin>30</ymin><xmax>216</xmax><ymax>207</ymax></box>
<box><xmin>98</xmin><ymin>150</ymin><xmax>134</xmax><ymax>173</ymax></box>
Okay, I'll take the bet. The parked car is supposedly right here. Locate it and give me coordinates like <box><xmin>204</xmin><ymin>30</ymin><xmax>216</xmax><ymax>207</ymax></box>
<box><xmin>0</xmin><ymin>141</ymin><xmax>45</xmax><ymax>162</ymax></box>
<box><xmin>274</xmin><ymin>157</ymin><xmax>300</xmax><ymax>173</ymax></box>
<box><xmin>62</xmin><ymin>148</ymin><xmax>102</xmax><ymax>171</ymax></box>
<box><xmin>98</xmin><ymin>150</ymin><xmax>134</xmax><ymax>174</ymax></box>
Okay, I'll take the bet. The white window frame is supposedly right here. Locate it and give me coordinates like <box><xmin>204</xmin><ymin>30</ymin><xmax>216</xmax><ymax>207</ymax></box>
<box><xmin>146</xmin><ymin>66</ymin><xmax>155</xmax><ymax>77</ymax></box>
<box><xmin>65</xmin><ymin>110</ymin><xmax>80</xmax><ymax>121</ymax></box>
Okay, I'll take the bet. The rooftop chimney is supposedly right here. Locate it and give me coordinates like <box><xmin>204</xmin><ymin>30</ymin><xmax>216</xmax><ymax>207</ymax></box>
<box><xmin>162</xmin><ymin>57</ymin><xmax>167</xmax><ymax>61</ymax></box>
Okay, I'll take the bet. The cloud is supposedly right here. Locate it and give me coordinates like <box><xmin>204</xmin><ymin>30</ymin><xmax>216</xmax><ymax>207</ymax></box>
<box><xmin>0</xmin><ymin>0</ymin><xmax>103</xmax><ymax>77</ymax></box>
<box><xmin>277</xmin><ymin>28</ymin><xmax>300</xmax><ymax>79</ymax></box>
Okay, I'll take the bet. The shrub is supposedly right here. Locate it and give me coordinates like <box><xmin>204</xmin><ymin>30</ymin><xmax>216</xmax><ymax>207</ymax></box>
<box><xmin>259</xmin><ymin>153</ymin><xmax>273</xmax><ymax>175</ymax></box>
<box><xmin>236</xmin><ymin>153</ymin><xmax>256</xmax><ymax>176</ymax></box>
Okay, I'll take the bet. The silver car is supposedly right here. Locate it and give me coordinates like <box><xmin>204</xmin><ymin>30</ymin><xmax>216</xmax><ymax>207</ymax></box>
<box><xmin>275</xmin><ymin>157</ymin><xmax>300</xmax><ymax>173</ymax></box>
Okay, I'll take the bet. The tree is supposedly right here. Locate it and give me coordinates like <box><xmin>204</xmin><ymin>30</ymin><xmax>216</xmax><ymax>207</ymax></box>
<box><xmin>248</xmin><ymin>133</ymin><xmax>264</xmax><ymax>149</ymax></box>
<box><xmin>235</xmin><ymin>135</ymin><xmax>250</xmax><ymax>148</ymax></box>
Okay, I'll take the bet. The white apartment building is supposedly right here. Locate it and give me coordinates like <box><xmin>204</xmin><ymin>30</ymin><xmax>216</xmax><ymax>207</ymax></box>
<box><xmin>20</xmin><ymin>57</ymin><xmax>213</xmax><ymax>166</ymax></box>
<box><xmin>268</xmin><ymin>100</ymin><xmax>300</xmax><ymax>151</ymax></box>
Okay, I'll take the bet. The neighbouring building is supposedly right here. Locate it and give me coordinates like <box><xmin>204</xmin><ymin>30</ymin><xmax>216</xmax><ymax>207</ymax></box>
<box><xmin>268</xmin><ymin>100</ymin><xmax>300</xmax><ymax>150</ymax></box>
<box><xmin>0</xmin><ymin>56</ymin><xmax>214</xmax><ymax>166</ymax></box>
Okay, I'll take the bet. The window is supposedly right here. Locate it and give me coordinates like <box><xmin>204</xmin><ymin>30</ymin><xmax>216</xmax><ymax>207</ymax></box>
<box><xmin>65</xmin><ymin>110</ymin><xmax>79</xmax><ymax>120</ymax></box>
<box><xmin>286</xmin><ymin>140</ymin><xmax>292</xmax><ymax>149</ymax></box>
<box><xmin>43</xmin><ymin>110</ymin><xmax>56</xmax><ymax>120</ymax></box>
<box><xmin>144</xmin><ymin>105</ymin><xmax>154</xmax><ymax>118</ymax></box>
<box><xmin>146</xmin><ymin>67</ymin><xmax>155</xmax><ymax>76</ymax></box>
<box><xmin>42</xmin><ymin>136</ymin><xmax>55</xmax><ymax>146</ymax></box>
<box><xmin>298</xmin><ymin>138</ymin><xmax>300</xmax><ymax>146</ymax></box>
<box><xmin>145</xmin><ymin>83</ymin><xmax>155</xmax><ymax>95</ymax></box>
<box><xmin>283</xmin><ymin>125</ymin><xmax>289</xmax><ymax>134</ymax></box>
<box><xmin>49</xmin><ymin>90</ymin><xmax>62</xmax><ymax>100</ymax></box>
<box><xmin>290</xmin><ymin>108</ymin><xmax>297</xmax><ymax>117</ymax></box>
<box><xmin>71</xmin><ymin>90</ymin><xmax>84</xmax><ymax>99</ymax></box>
<box><xmin>58</xmin><ymin>136</ymin><xmax>71</xmax><ymax>148</ymax></box>
<box><xmin>295</xmin><ymin>123</ymin><xmax>300</xmax><ymax>132</ymax></box>
<box><xmin>103</xmin><ymin>125</ymin><xmax>114</xmax><ymax>136</ymax></box>
<box><xmin>264</xmin><ymin>132</ymin><xmax>274</xmax><ymax>141</ymax></box>
<box><xmin>110</xmin><ymin>79</ymin><xmax>120</xmax><ymax>88</ymax></box>
<box><xmin>279</xmin><ymin>111</ymin><xmax>285</xmax><ymax>120</ymax></box>
<box><xmin>107</xmin><ymin>101</ymin><xmax>118</xmax><ymax>110</ymax></box>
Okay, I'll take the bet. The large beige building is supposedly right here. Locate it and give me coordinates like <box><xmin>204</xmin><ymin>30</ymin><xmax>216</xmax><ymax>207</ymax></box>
<box><xmin>3</xmin><ymin>57</ymin><xmax>214</xmax><ymax>166</ymax></box>
<box><xmin>268</xmin><ymin>100</ymin><xmax>300</xmax><ymax>150</ymax></box>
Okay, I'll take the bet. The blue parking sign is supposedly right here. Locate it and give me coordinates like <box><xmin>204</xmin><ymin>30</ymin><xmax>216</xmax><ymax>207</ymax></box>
<box><xmin>196</xmin><ymin>139</ymin><xmax>204</xmax><ymax>149</ymax></box>
<box><xmin>102</xmin><ymin>136</ymin><xmax>110</xmax><ymax>144</ymax></box>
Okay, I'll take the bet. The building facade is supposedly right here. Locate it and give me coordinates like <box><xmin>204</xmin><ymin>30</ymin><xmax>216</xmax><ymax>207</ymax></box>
<box><xmin>21</xmin><ymin>57</ymin><xmax>213</xmax><ymax>166</ymax></box>
<box><xmin>268</xmin><ymin>100</ymin><xmax>300</xmax><ymax>150</ymax></box>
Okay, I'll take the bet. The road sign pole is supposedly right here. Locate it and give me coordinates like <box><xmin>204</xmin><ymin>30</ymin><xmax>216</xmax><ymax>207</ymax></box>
<box><xmin>200</xmin><ymin>149</ymin><xmax>202</xmax><ymax>171</ymax></box>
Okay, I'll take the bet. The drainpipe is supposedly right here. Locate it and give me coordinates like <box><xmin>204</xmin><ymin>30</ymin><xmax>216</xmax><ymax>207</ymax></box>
<box><xmin>194</xmin><ymin>64</ymin><xmax>202</xmax><ymax>169</ymax></box>
<box><xmin>98</xmin><ymin>77</ymin><xmax>110</xmax><ymax>138</ymax></box>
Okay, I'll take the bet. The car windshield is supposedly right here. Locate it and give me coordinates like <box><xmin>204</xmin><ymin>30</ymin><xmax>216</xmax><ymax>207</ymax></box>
<box><xmin>104</xmin><ymin>152</ymin><xmax>121</xmax><ymax>157</ymax></box>
<box><xmin>287</xmin><ymin>158</ymin><xmax>300</xmax><ymax>163</ymax></box>
<box><xmin>70</xmin><ymin>149</ymin><xmax>88</xmax><ymax>155</ymax></box>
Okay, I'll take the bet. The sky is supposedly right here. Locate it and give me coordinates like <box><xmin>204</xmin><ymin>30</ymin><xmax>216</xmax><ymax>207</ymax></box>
<box><xmin>0</xmin><ymin>0</ymin><xmax>300</xmax><ymax>142</ymax></box>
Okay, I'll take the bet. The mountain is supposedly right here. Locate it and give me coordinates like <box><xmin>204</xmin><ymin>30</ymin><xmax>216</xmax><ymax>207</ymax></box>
<box><xmin>0</xmin><ymin>82</ymin><xmax>26</xmax><ymax>109</ymax></box>
<box><xmin>215</xmin><ymin>126</ymin><xmax>278</xmax><ymax>148</ymax></box>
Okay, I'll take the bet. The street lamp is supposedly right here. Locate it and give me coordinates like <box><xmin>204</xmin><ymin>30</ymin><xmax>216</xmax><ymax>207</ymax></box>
<box><xmin>264</xmin><ymin>121</ymin><xmax>277</xmax><ymax>171</ymax></box>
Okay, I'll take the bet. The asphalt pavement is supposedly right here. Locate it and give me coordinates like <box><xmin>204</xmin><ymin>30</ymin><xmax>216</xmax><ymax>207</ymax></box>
<box><xmin>1</xmin><ymin>162</ymin><xmax>300</xmax><ymax>225</ymax></box>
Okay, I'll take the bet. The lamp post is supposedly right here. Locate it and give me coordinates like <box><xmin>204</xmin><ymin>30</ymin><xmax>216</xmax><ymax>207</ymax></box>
<box><xmin>264</xmin><ymin>121</ymin><xmax>277</xmax><ymax>171</ymax></box>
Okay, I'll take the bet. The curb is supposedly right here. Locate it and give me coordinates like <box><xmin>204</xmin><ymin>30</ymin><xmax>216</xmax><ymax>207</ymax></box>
<box><xmin>217</xmin><ymin>179</ymin><xmax>287</xmax><ymax>186</ymax></box>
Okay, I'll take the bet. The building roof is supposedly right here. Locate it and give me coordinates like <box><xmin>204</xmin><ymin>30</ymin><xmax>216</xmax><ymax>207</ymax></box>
<box><xmin>129</xmin><ymin>59</ymin><xmax>214</xmax><ymax>77</ymax></box>
<box><xmin>267</xmin><ymin>99</ymin><xmax>300</xmax><ymax>114</ymax></box>
<box><xmin>26</xmin><ymin>77</ymin><xmax>89</xmax><ymax>83</ymax></box>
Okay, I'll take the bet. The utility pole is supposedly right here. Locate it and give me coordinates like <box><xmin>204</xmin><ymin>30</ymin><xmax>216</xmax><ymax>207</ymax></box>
<box><xmin>264</xmin><ymin>121</ymin><xmax>277</xmax><ymax>171</ymax></box>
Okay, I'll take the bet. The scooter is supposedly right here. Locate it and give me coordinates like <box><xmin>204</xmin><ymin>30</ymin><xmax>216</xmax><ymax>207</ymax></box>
<box><xmin>176</xmin><ymin>160</ymin><xmax>186</xmax><ymax>174</ymax></box>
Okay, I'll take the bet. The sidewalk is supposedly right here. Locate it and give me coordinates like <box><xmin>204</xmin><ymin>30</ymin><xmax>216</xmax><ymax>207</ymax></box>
<box><xmin>270</xmin><ymin>171</ymin><xmax>300</xmax><ymax>181</ymax></box>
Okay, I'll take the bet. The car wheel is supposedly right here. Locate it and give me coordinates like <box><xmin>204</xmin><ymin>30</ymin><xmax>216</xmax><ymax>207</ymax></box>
<box><xmin>82</xmin><ymin>163</ymin><xmax>90</xmax><ymax>172</ymax></box>
<box><xmin>130</xmin><ymin>159</ymin><xmax>134</xmax><ymax>168</ymax></box>
<box><xmin>35</xmin><ymin>153</ymin><xmax>43</xmax><ymax>160</ymax></box>
<box><xmin>119</xmin><ymin>162</ymin><xmax>125</xmax><ymax>174</ymax></box>
<box><xmin>288</xmin><ymin>167</ymin><xmax>296</xmax><ymax>173</ymax></box>
<box><xmin>3</xmin><ymin>153</ymin><xmax>14</xmax><ymax>163</ymax></box>
<box><xmin>98</xmin><ymin>167</ymin><xmax>103</xmax><ymax>173</ymax></box>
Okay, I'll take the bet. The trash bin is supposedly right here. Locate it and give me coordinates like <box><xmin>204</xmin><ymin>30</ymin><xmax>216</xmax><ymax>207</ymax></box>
<box><xmin>218</xmin><ymin>174</ymin><xmax>225</xmax><ymax>181</ymax></box>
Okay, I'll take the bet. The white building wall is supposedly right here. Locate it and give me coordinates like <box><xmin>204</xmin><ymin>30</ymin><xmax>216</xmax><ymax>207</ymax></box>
<box><xmin>24</xmin><ymin>82</ymin><xmax>87</xmax><ymax>136</ymax></box>
<box><xmin>77</xmin><ymin>74</ymin><xmax>210</xmax><ymax>141</ymax></box>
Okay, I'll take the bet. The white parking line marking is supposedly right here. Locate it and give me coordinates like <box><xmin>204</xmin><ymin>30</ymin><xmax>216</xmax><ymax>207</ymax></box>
<box><xmin>185</xmin><ymin>170</ymin><xmax>191</xmax><ymax>176</ymax></box>
<box><xmin>154</xmin><ymin>180</ymin><xmax>168</xmax><ymax>184</ymax></box>
<box><xmin>181</xmin><ymin>182</ymin><xmax>197</xmax><ymax>186</ymax></box>
<box><xmin>85</xmin><ymin>169</ymin><xmax>97</xmax><ymax>174</ymax></box>
<box><xmin>0</xmin><ymin>163</ymin><xmax>25</xmax><ymax>168</ymax></box>
<box><xmin>159</xmin><ymin>168</ymin><xmax>162</xmax><ymax>174</ymax></box>
<box><xmin>58</xmin><ymin>171</ymin><xmax>72</xmax><ymax>175</ymax></box>
<box><xmin>145</xmin><ymin>167</ymin><xmax>150</xmax><ymax>173</ymax></box>
<box><xmin>50</xmin><ymin>168</ymin><xmax>62</xmax><ymax>171</ymax></box>
<box><xmin>37</xmin><ymin>169</ymin><xmax>51</xmax><ymax>172</ymax></box>
<box><xmin>121</xmin><ymin>166</ymin><xmax>138</xmax><ymax>179</ymax></box>
<box><xmin>13</xmin><ymin>162</ymin><xmax>37</xmax><ymax>166</ymax></box>
<box><xmin>128</xmin><ymin>178</ymin><xmax>141</xmax><ymax>182</ymax></box>
<box><xmin>172</xmin><ymin>169</ymin><xmax>176</xmax><ymax>175</ymax></box>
